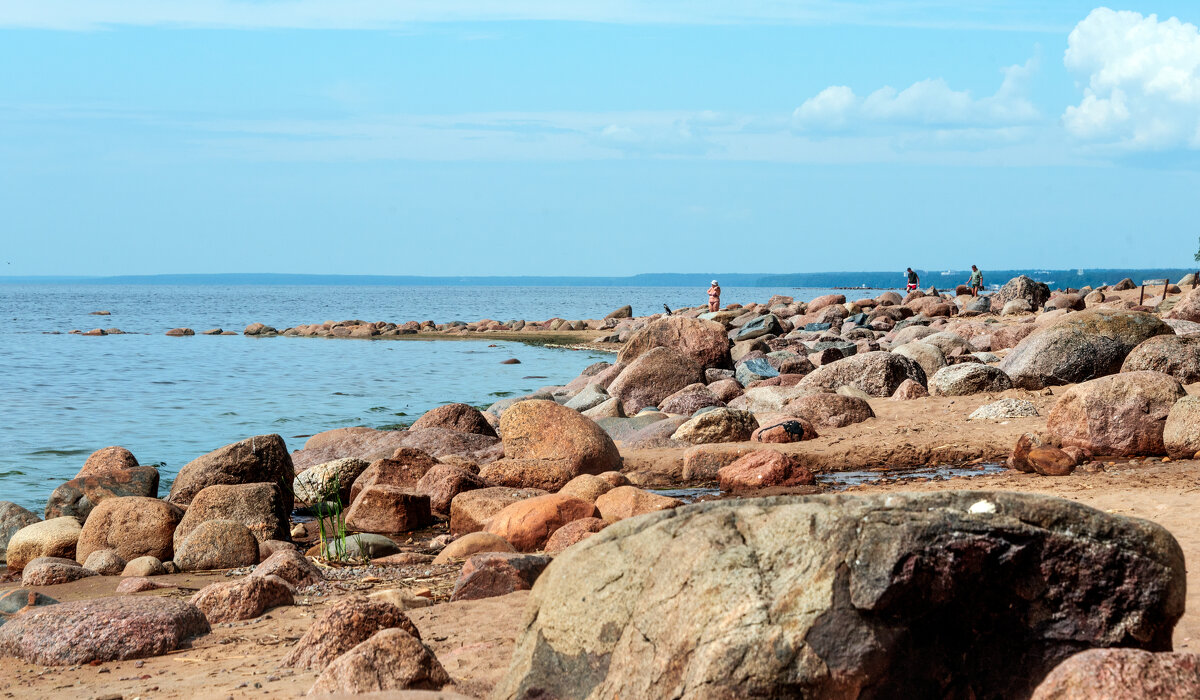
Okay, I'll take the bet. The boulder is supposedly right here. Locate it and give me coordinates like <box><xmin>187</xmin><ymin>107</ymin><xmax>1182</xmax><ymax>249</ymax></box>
<box><xmin>115</xmin><ymin>577</ymin><xmax>166</xmax><ymax>594</ymax></box>
<box><xmin>494</xmin><ymin>492</ymin><xmax>1184</xmax><ymax>700</ymax></box>
<box><xmin>308</xmin><ymin>628</ymin><xmax>451</xmax><ymax>695</ymax></box>
<box><xmin>394</xmin><ymin>427</ymin><xmax>500</xmax><ymax>460</ymax></box>
<box><xmin>993</xmin><ymin>275</ymin><xmax>1051</xmax><ymax>311</ymax></box>
<box><xmin>751</xmin><ymin>419</ymin><xmax>817</xmax><ymax>443</ymax></box>
<box><xmin>671</xmin><ymin>408</ymin><xmax>758</xmax><ymax>445</ymax></box>
<box><xmin>557</xmin><ymin>474</ymin><xmax>614</xmax><ymax>503</ymax></box>
<box><xmin>735</xmin><ymin>357</ymin><xmax>779</xmax><ymax>386</ymax></box>
<box><xmin>1163</xmin><ymin>395</ymin><xmax>1200</xmax><ymax>460</ymax></box>
<box><xmin>82</xmin><ymin>549</ymin><xmax>126</xmax><ymax>575</ymax></box>
<box><xmin>657</xmin><ymin>383</ymin><xmax>724</xmax><ymax>416</ymax></box>
<box><xmin>1002</xmin><ymin>299</ymin><xmax>1033</xmax><ymax>315</ymax></box>
<box><xmin>892</xmin><ymin>342</ymin><xmax>947</xmax><ymax>381</ymax></box>
<box><xmin>122</xmin><ymin>556</ymin><xmax>167</xmax><ymax>577</ymax></box>
<box><xmin>582</xmin><ymin>397</ymin><xmax>624</xmax><ymax>419</ymax></box>
<box><xmin>999</xmin><ymin>310</ymin><xmax>1173</xmax><ymax>389</ymax></box>
<box><xmin>564</xmin><ymin>384</ymin><xmax>610</xmax><ymax>412</ymax></box>
<box><xmin>1166</xmin><ymin>286</ymin><xmax>1200</xmax><ymax>323</ymax></box>
<box><xmin>485</xmin><ymin>494</ymin><xmax>598</xmax><ymax>552</ymax></box>
<box><xmin>928</xmin><ymin>364</ymin><xmax>1013</xmax><ymax>396</ymax></box>
<box><xmin>0</xmin><ymin>588</ymin><xmax>58</xmax><ymax>620</ymax></box>
<box><xmin>282</xmin><ymin>597</ymin><xmax>420</xmax><ymax>671</ymax></box>
<box><xmin>172</xmin><ymin>483</ymin><xmax>290</xmax><ymax>551</ymax></box>
<box><xmin>544</xmin><ymin>518</ymin><xmax>608</xmax><ymax>554</ymax></box>
<box><xmin>167</xmin><ymin>434</ymin><xmax>294</xmax><ymax>511</ymax></box>
<box><xmin>594</xmin><ymin>486</ymin><xmax>682</xmax><ymax>522</ymax></box>
<box><xmin>0</xmin><ymin>502</ymin><xmax>40</xmax><ymax>564</ymax></box>
<box><xmin>175</xmin><ymin>519</ymin><xmax>260</xmax><ymax>571</ymax></box>
<box><xmin>0</xmin><ymin>596</ymin><xmax>210</xmax><ymax>665</ymax></box>
<box><xmin>251</xmin><ymin>548</ymin><xmax>324</xmax><ymax>588</ymax></box>
<box><xmin>726</xmin><ymin>386</ymin><xmax>808</xmax><ymax>413</ymax></box>
<box><xmin>414</xmin><ymin>464</ymin><xmax>488</xmax><ymax>513</ymax></box>
<box><xmin>799</xmin><ymin>351</ymin><xmax>926</xmax><ymax>397</ymax></box>
<box><xmin>290</xmin><ymin>427</ymin><xmax>410</xmax><ymax>471</ymax></box>
<box><xmin>498</xmin><ymin>400</ymin><xmax>621</xmax><ymax>475</ymax></box>
<box><xmin>807</xmin><ymin>294</ymin><xmax>845</xmax><ymax>313</ymax></box>
<box><xmin>450</xmin><ymin>552</ymin><xmax>551</xmax><ymax>602</ymax></box>
<box><xmin>786</xmin><ymin>392</ymin><xmax>874</xmax><ymax>429</ymax></box>
<box><xmin>350</xmin><ymin>448</ymin><xmax>441</xmax><ymax>503</ymax></box>
<box><xmin>969</xmin><ymin>399</ymin><xmax>1039</xmax><ymax>420</ymax></box>
<box><xmin>344</xmin><ymin>486</ymin><xmax>434</xmax><ymax>534</ymax></box>
<box><xmin>735</xmin><ymin>314</ymin><xmax>783</xmax><ymax>341</ymax></box>
<box><xmin>75</xmin><ymin>446</ymin><xmax>139</xmax><ymax>478</ymax></box>
<box><xmin>609</xmin><ymin>347</ymin><xmax>706</xmax><ymax>415</ymax></box>
<box><xmin>410</xmin><ymin>403</ymin><xmax>497</xmax><ymax>437</ymax></box>
<box><xmin>1048</xmin><ymin>372</ymin><xmax>1186</xmax><ymax>457</ymax></box>
<box><xmin>717</xmin><ymin>450</ymin><xmax>815</xmax><ymax>491</ymax></box>
<box><xmin>22</xmin><ymin>558</ymin><xmax>97</xmax><ymax>586</ymax></box>
<box><xmin>293</xmin><ymin>458</ymin><xmax>369</xmax><ymax>506</ymax></box>
<box><xmin>616</xmin><ymin>316</ymin><xmax>732</xmax><ymax>370</ymax></box>
<box><xmin>1030</xmin><ymin>648</ymin><xmax>1200</xmax><ymax>699</ymax></box>
<box><xmin>605</xmin><ymin>305</ymin><xmax>633</xmax><ymax>320</ymax></box>
<box><xmin>890</xmin><ymin>379</ymin><xmax>928</xmax><ymax>400</ymax></box>
<box><xmin>7</xmin><ymin>517</ymin><xmax>83</xmax><ymax>571</ymax></box>
<box><xmin>477</xmin><ymin>458</ymin><xmax>574</xmax><ymax>491</ymax></box>
<box><xmin>1121</xmin><ymin>335</ymin><xmax>1200</xmax><ymax>383</ymax></box>
<box><xmin>449</xmin><ymin>487</ymin><xmax>547</xmax><ymax>535</ymax></box>
<box><xmin>189</xmin><ymin>574</ymin><xmax>293</xmax><ymax>623</ymax></box>
<box><xmin>432</xmin><ymin>532</ymin><xmax>515</xmax><ymax>564</ymax></box>
<box><xmin>44</xmin><ymin>466</ymin><xmax>160</xmax><ymax>521</ymax></box>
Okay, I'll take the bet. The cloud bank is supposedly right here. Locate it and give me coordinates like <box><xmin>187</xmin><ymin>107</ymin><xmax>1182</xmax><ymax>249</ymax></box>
<box><xmin>1063</xmin><ymin>8</ymin><xmax>1200</xmax><ymax>151</ymax></box>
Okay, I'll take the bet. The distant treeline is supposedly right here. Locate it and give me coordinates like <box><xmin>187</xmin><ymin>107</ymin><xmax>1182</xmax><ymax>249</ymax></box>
<box><xmin>3</xmin><ymin>269</ymin><xmax>1197</xmax><ymax>290</ymax></box>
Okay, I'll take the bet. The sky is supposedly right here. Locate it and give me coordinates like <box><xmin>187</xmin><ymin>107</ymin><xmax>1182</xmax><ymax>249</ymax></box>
<box><xmin>2</xmin><ymin>2</ymin><xmax>1200</xmax><ymax>276</ymax></box>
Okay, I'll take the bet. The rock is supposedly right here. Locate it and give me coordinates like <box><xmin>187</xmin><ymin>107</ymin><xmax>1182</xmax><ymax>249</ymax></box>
<box><xmin>313</xmin><ymin>534</ymin><xmax>401</xmax><ymax>561</ymax></box>
<box><xmin>477</xmin><ymin>458</ymin><xmax>574</xmax><ymax>491</ymax></box>
<box><xmin>350</xmin><ymin>448</ymin><xmax>442</xmax><ymax>503</ymax></box>
<box><xmin>556</xmin><ymin>474</ymin><xmax>613</xmax><ymax>503</ymax></box>
<box><xmin>167</xmin><ymin>434</ymin><xmax>295</xmax><ymax>511</ymax></box>
<box><xmin>657</xmin><ymin>383</ymin><xmax>724</xmax><ymax>416</ymax></box>
<box><xmin>0</xmin><ymin>596</ymin><xmax>209</xmax><ymax>665</ymax></box>
<box><xmin>609</xmin><ymin>347</ymin><xmax>706</xmax><ymax>415</ymax></box>
<box><xmin>892</xmin><ymin>341</ymin><xmax>947</xmax><ymax>381</ymax></box>
<box><xmin>0</xmin><ymin>589</ymin><xmax>58</xmax><ymax>621</ymax></box>
<box><xmin>294</xmin><ymin>458</ymin><xmax>370</xmax><ymax>506</ymax></box>
<box><xmin>1002</xmin><ymin>299</ymin><xmax>1033</xmax><ymax>315</ymax></box>
<box><xmin>835</xmin><ymin>385</ymin><xmax>873</xmax><ymax>401</ymax></box>
<box><xmin>890</xmin><ymin>379</ymin><xmax>928</xmax><ymax>400</ymax></box>
<box><xmin>76</xmin><ymin>446</ymin><xmax>139</xmax><ymax>478</ymax></box>
<box><xmin>449</xmin><ymin>487</ymin><xmax>547</xmax><ymax>535</ymax></box>
<box><xmin>717</xmin><ymin>450</ymin><xmax>815</xmax><ymax>491</ymax></box>
<box><xmin>999</xmin><ymin>310</ymin><xmax>1173</xmax><ymax>389</ymax></box>
<box><xmin>808</xmin><ymin>294</ymin><xmax>845</xmax><ymax>313</ymax></box>
<box><xmin>594</xmin><ymin>486</ymin><xmax>682</xmax><ymax>522</ymax></box>
<box><xmin>175</xmin><ymin>519</ymin><xmax>260</xmax><ymax>571</ymax></box>
<box><xmin>173</xmin><ymin>483</ymin><xmax>290</xmax><ymax>554</ymax></box>
<box><xmin>282</xmin><ymin>596</ymin><xmax>420</xmax><ymax>671</ymax></box>
<box><xmin>671</xmin><ymin>408</ymin><xmax>758</xmax><ymax>444</ymax></box>
<box><xmin>22</xmin><ymin>558</ymin><xmax>97</xmax><ymax>586</ymax></box>
<box><xmin>45</xmin><ymin>466</ymin><xmax>161</xmax><ymax>521</ymax></box>
<box><xmin>410</xmin><ymin>403</ymin><xmax>497</xmax><ymax>437</ymax></box>
<box><xmin>498</xmin><ymin>399</ymin><xmax>621</xmax><ymax>476</ymax></box>
<box><xmin>1163</xmin><ymin>395</ymin><xmax>1200</xmax><ymax>459</ymax></box>
<box><xmin>485</xmin><ymin>494</ymin><xmax>598</xmax><ymax>552</ymax></box>
<box><xmin>243</xmin><ymin>322</ymin><xmax>277</xmax><ymax>336</ymax></box>
<box><xmin>1011</xmin><ymin>435</ymin><xmax>1079</xmax><ymax>476</ymax></box>
<box><xmin>994</xmin><ymin>275</ymin><xmax>1051</xmax><ymax>311</ymax></box>
<box><xmin>308</xmin><ymin>627</ymin><xmax>451</xmax><ymax>695</ymax></box>
<box><xmin>1030</xmin><ymin>648</ymin><xmax>1200</xmax><ymax>699</ymax></box>
<box><xmin>751</xmin><ymin>419</ymin><xmax>817</xmax><ymax>443</ymax></box>
<box><xmin>258</xmin><ymin>538</ymin><xmax>297</xmax><ymax>561</ymax></box>
<box><xmin>414</xmin><ymin>464</ymin><xmax>488</xmax><ymax>514</ymax></box>
<box><xmin>122</xmin><ymin>556</ymin><xmax>167</xmax><ymax>577</ymax></box>
<box><xmin>616</xmin><ymin>316</ymin><xmax>732</xmax><ymax>370</ymax></box>
<box><xmin>189</xmin><ymin>574</ymin><xmax>293</xmax><ymax>623</ymax></box>
<box><xmin>395</xmin><ymin>428</ymin><xmax>500</xmax><ymax>461</ymax></box>
<box><xmin>82</xmin><ymin>549</ymin><xmax>126</xmax><ymax>575</ymax></box>
<box><xmin>969</xmin><ymin>398</ymin><xmax>1039</xmax><ymax>420</ymax></box>
<box><xmin>165</xmin><ymin>327</ymin><xmax>194</xmax><ymax>336</ymax></box>
<box><xmin>1121</xmin><ymin>335</ymin><xmax>1200</xmax><ymax>383</ymax></box>
<box><xmin>7</xmin><ymin>517</ymin><xmax>83</xmax><ymax>572</ymax></box>
<box><xmin>0</xmin><ymin>502</ymin><xmax>40</xmax><ymax>564</ymax></box>
<box><xmin>1166</xmin><ymin>286</ymin><xmax>1200</xmax><ymax>323</ymax></box>
<box><xmin>786</xmin><ymin>392</ymin><xmax>874</xmax><ymax>429</ymax></box>
<box><xmin>432</xmin><ymin>532</ymin><xmax>515</xmax><ymax>564</ymax></box>
<box><xmin>581</xmin><ymin>397</ymin><xmax>624</xmax><ymax>419</ymax></box>
<box><xmin>928</xmin><ymin>364</ymin><xmax>1013</xmax><ymax>396</ymax></box>
<box><xmin>735</xmin><ymin>357</ymin><xmax>779</xmax><ymax>386</ymax></box>
<box><xmin>544</xmin><ymin>518</ymin><xmax>608</xmax><ymax>553</ymax></box>
<box><xmin>291</xmin><ymin>427</ymin><xmax>411</xmax><ymax>471</ymax></box>
<box><xmin>1048</xmin><ymin>372</ymin><xmax>1185</xmax><ymax>457</ymax></box>
<box><xmin>726</xmin><ymin>386</ymin><xmax>808</xmax><ymax>413</ymax></box>
<box><xmin>799</xmin><ymin>351</ymin><xmax>926</xmax><ymax>397</ymax></box>
<box><xmin>735</xmin><ymin>314</ymin><xmax>783</xmax><ymax>341</ymax></box>
<box><xmin>73</xmin><ymin>496</ymin><xmax>180</xmax><ymax>566</ymax></box>
<box><xmin>450</xmin><ymin>552</ymin><xmax>551</xmax><ymax>602</ymax></box>
<box><xmin>367</xmin><ymin>588</ymin><xmax>433</xmax><ymax>611</ymax></box>
<box><xmin>344</xmin><ymin>486</ymin><xmax>434</xmax><ymax>534</ymax></box>
<box><xmin>494</xmin><ymin>492</ymin><xmax>1184</xmax><ymax>700</ymax></box>
<box><xmin>251</xmin><ymin>548</ymin><xmax>324</xmax><ymax>588</ymax></box>
<box><xmin>1113</xmin><ymin>277</ymin><xmax>1137</xmax><ymax>291</ymax></box>
<box><xmin>605</xmin><ymin>305</ymin><xmax>633</xmax><ymax>320</ymax></box>
<box><xmin>115</xmin><ymin>576</ymin><xmax>166</xmax><ymax>593</ymax></box>
<box><xmin>564</xmin><ymin>384</ymin><xmax>610</xmax><ymax>412</ymax></box>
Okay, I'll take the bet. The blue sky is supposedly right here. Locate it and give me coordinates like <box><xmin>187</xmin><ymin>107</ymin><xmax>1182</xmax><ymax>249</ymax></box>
<box><xmin>2</xmin><ymin>2</ymin><xmax>1200</xmax><ymax>276</ymax></box>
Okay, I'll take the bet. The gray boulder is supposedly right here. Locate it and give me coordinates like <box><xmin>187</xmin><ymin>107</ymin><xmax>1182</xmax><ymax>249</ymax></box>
<box><xmin>799</xmin><ymin>351</ymin><xmax>927</xmax><ymax>397</ymax></box>
<box><xmin>928</xmin><ymin>364</ymin><xmax>1014</xmax><ymax>396</ymax></box>
<box><xmin>0</xmin><ymin>502</ymin><xmax>40</xmax><ymax>564</ymax></box>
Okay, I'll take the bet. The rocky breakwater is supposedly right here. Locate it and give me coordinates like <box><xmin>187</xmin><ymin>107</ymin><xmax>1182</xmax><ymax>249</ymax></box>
<box><xmin>495</xmin><ymin>491</ymin><xmax>1184</xmax><ymax>699</ymax></box>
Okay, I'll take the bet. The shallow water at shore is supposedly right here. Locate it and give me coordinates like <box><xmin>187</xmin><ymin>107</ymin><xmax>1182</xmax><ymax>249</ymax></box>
<box><xmin>0</xmin><ymin>283</ymin><xmax>884</xmax><ymax>514</ymax></box>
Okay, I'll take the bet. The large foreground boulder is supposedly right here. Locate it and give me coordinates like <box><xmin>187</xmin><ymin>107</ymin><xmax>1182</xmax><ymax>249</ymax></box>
<box><xmin>1047</xmin><ymin>371</ymin><xmax>1185</xmax><ymax>457</ymax></box>
<box><xmin>999</xmin><ymin>310</ymin><xmax>1173</xmax><ymax>389</ymax></box>
<box><xmin>798</xmin><ymin>351</ymin><xmax>926</xmax><ymax>397</ymax></box>
<box><xmin>167</xmin><ymin>434</ymin><xmax>294</xmax><ymax>511</ymax></box>
<box><xmin>494</xmin><ymin>491</ymin><xmax>1184</xmax><ymax>700</ymax></box>
<box><xmin>617</xmin><ymin>316</ymin><xmax>732</xmax><ymax>370</ymax></box>
<box><xmin>0</xmin><ymin>596</ymin><xmax>210</xmax><ymax>665</ymax></box>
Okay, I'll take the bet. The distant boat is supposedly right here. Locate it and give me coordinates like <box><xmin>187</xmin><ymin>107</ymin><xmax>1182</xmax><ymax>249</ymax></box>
<box><xmin>940</xmin><ymin>270</ymin><xmax>955</xmax><ymax>276</ymax></box>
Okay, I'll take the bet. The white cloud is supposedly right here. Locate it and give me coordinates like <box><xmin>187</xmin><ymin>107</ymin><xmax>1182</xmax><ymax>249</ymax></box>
<box><xmin>1063</xmin><ymin>8</ymin><xmax>1200</xmax><ymax>151</ymax></box>
<box><xmin>792</xmin><ymin>57</ymin><xmax>1040</xmax><ymax>131</ymax></box>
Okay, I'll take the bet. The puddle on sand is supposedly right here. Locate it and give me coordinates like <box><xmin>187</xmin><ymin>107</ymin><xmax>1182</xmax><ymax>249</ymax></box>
<box><xmin>651</xmin><ymin>462</ymin><xmax>1007</xmax><ymax>503</ymax></box>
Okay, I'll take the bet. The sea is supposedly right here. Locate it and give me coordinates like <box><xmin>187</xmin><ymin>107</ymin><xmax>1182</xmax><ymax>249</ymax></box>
<box><xmin>0</xmin><ymin>283</ymin><xmax>881</xmax><ymax>513</ymax></box>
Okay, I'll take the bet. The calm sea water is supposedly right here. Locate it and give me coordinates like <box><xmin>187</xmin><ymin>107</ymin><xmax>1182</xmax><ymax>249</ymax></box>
<box><xmin>0</xmin><ymin>284</ymin><xmax>879</xmax><ymax>513</ymax></box>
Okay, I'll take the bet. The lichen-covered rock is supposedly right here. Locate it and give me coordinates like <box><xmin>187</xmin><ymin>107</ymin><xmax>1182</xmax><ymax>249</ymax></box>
<box><xmin>928</xmin><ymin>364</ymin><xmax>1013</xmax><ymax>396</ymax></box>
<box><xmin>799</xmin><ymin>351</ymin><xmax>927</xmax><ymax>397</ymax></box>
<box><xmin>1121</xmin><ymin>334</ymin><xmax>1200</xmax><ymax>383</ymax></box>
<box><xmin>969</xmin><ymin>398</ymin><xmax>1039</xmax><ymax>420</ymax></box>
<box><xmin>293</xmin><ymin>458</ymin><xmax>369</xmax><ymax>506</ymax></box>
<box><xmin>1048</xmin><ymin>371</ymin><xmax>1185</xmax><ymax>457</ymax></box>
<box><xmin>494</xmin><ymin>492</ymin><xmax>1185</xmax><ymax>700</ymax></box>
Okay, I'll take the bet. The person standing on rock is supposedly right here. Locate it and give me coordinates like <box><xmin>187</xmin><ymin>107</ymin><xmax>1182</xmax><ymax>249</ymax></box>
<box><xmin>906</xmin><ymin>268</ymin><xmax>920</xmax><ymax>291</ymax></box>
<box><xmin>968</xmin><ymin>265</ymin><xmax>983</xmax><ymax>296</ymax></box>
<box><xmin>707</xmin><ymin>280</ymin><xmax>721</xmax><ymax>312</ymax></box>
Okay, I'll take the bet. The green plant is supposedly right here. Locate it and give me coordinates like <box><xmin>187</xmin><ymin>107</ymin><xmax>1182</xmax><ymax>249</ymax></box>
<box><xmin>315</xmin><ymin>473</ymin><xmax>352</xmax><ymax>563</ymax></box>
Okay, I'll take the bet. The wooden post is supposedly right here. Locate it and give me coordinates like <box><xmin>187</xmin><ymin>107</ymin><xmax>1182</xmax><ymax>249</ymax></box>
<box><xmin>1194</xmin><ymin>272</ymin><xmax>1198</xmax><ymax>290</ymax></box>
<box><xmin>1139</xmin><ymin>283</ymin><xmax>1146</xmax><ymax>306</ymax></box>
